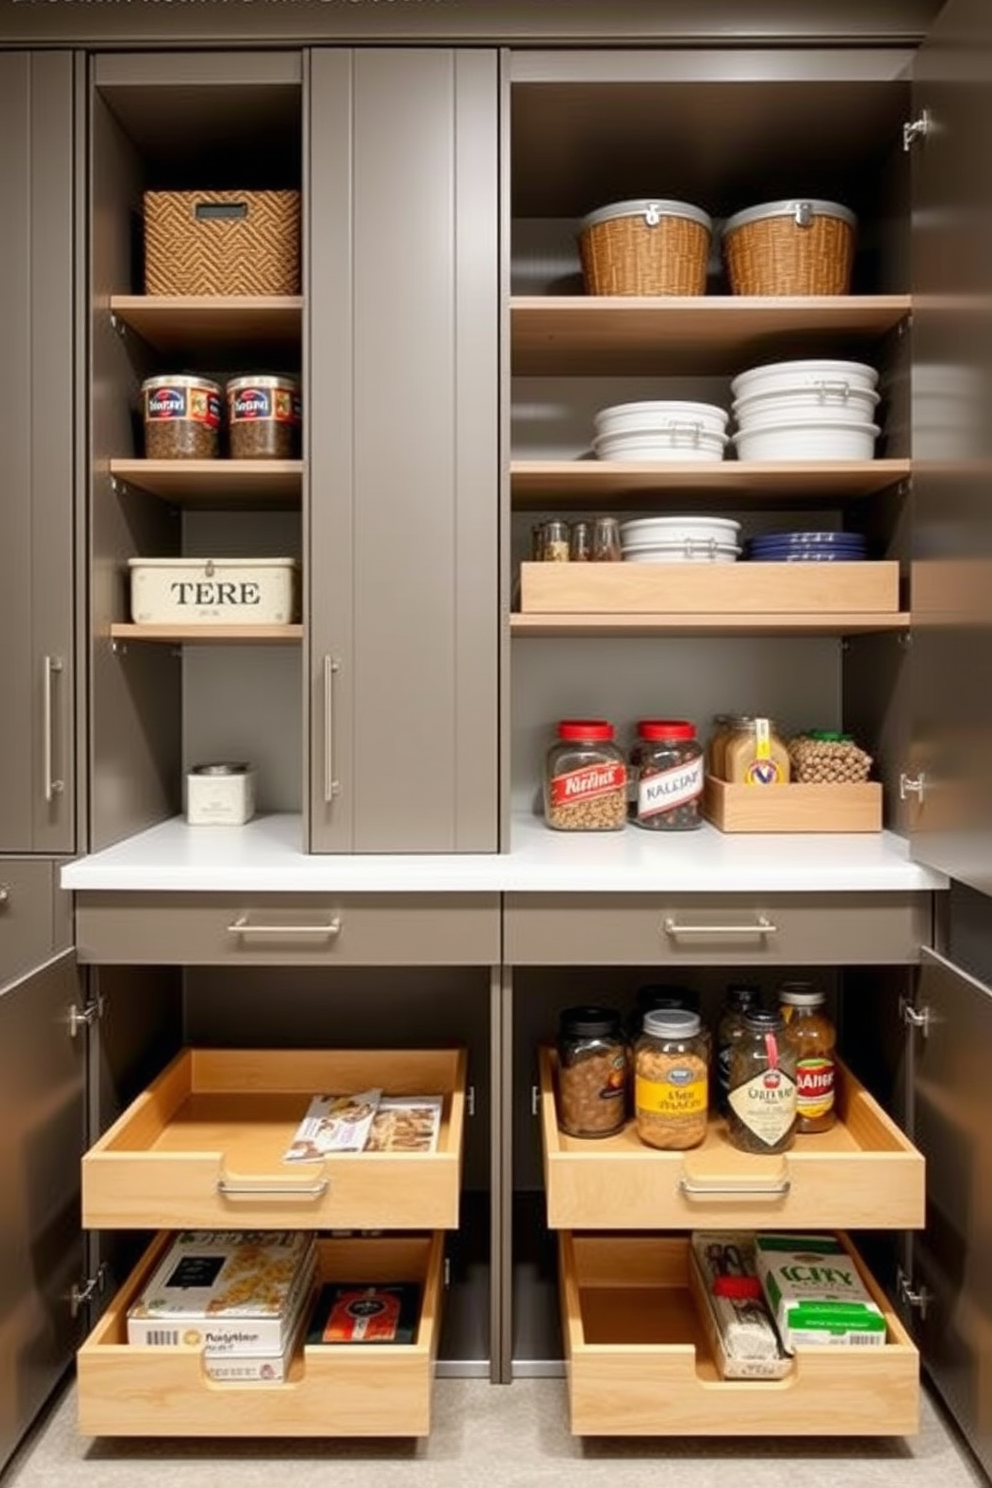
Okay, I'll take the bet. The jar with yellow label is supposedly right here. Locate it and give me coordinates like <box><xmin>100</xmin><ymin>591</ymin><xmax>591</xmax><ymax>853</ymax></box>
<box><xmin>779</xmin><ymin>981</ymin><xmax>837</xmax><ymax>1133</ymax></box>
<box><xmin>725</xmin><ymin>716</ymin><xmax>791</xmax><ymax>786</ymax></box>
<box><xmin>634</xmin><ymin>1009</ymin><xmax>709</xmax><ymax>1150</ymax></box>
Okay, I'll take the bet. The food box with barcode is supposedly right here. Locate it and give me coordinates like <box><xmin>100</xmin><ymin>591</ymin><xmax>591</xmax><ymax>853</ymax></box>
<box><xmin>126</xmin><ymin>1230</ymin><xmax>316</xmax><ymax>1352</ymax></box>
<box><xmin>128</xmin><ymin>557</ymin><xmax>299</xmax><ymax>625</ymax></box>
<box><xmin>754</xmin><ymin>1234</ymin><xmax>887</xmax><ymax>1351</ymax></box>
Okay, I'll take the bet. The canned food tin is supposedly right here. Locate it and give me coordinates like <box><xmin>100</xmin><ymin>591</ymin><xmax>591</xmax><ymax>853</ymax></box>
<box><xmin>226</xmin><ymin>374</ymin><xmax>301</xmax><ymax>460</ymax></box>
<box><xmin>186</xmin><ymin>762</ymin><xmax>256</xmax><ymax>825</ymax></box>
<box><xmin>141</xmin><ymin>374</ymin><xmax>222</xmax><ymax>460</ymax></box>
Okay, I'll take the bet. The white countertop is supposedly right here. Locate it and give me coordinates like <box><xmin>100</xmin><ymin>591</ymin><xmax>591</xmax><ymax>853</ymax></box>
<box><xmin>60</xmin><ymin>813</ymin><xmax>949</xmax><ymax>894</ymax></box>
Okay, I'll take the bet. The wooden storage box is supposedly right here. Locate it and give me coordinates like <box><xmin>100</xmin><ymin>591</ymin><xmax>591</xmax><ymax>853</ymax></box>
<box><xmin>83</xmin><ymin>1047</ymin><xmax>467</xmax><ymax>1231</ymax></box>
<box><xmin>518</xmin><ymin>560</ymin><xmax>898</xmax><ymax>615</ymax></box>
<box><xmin>143</xmin><ymin>190</ymin><xmax>301</xmax><ymax>296</ymax></box>
<box><xmin>538</xmin><ymin>1047</ymin><xmax>923</xmax><ymax>1231</ymax></box>
<box><xmin>128</xmin><ymin>557</ymin><xmax>300</xmax><ymax>626</ymax></box>
<box><xmin>559</xmin><ymin>1232</ymin><xmax>917</xmax><ymax>1436</ymax></box>
<box><xmin>703</xmin><ymin>777</ymin><xmax>883</xmax><ymax>833</ymax></box>
<box><xmin>78</xmin><ymin>1232</ymin><xmax>442</xmax><ymax>1437</ymax></box>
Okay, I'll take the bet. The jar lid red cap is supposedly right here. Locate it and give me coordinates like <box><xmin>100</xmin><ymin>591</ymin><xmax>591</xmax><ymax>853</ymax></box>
<box><xmin>557</xmin><ymin>719</ymin><xmax>615</xmax><ymax>741</ymax></box>
<box><xmin>636</xmin><ymin>719</ymin><xmax>696</xmax><ymax>741</ymax></box>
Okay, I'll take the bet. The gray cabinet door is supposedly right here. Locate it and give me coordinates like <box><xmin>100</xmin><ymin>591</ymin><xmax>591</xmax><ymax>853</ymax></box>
<box><xmin>0</xmin><ymin>952</ymin><xmax>87</xmax><ymax>1474</ymax></box>
<box><xmin>308</xmin><ymin>49</ymin><xmax>498</xmax><ymax>852</ymax></box>
<box><xmin>0</xmin><ymin>53</ymin><xmax>76</xmax><ymax>855</ymax></box>
<box><xmin>907</xmin><ymin>0</ymin><xmax>992</xmax><ymax>892</ymax></box>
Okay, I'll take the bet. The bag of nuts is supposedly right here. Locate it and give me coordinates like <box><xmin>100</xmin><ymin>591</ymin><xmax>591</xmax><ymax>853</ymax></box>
<box><xmin>788</xmin><ymin>731</ymin><xmax>873</xmax><ymax>785</ymax></box>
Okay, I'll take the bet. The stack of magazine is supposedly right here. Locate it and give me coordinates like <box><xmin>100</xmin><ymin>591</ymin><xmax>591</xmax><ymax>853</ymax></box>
<box><xmin>127</xmin><ymin>1230</ymin><xmax>317</xmax><ymax>1382</ymax></box>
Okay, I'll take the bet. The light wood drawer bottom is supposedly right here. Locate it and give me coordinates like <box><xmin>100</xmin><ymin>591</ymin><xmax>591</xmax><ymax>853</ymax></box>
<box><xmin>78</xmin><ymin>1233</ymin><xmax>443</xmax><ymax>1438</ymax></box>
<box><xmin>559</xmin><ymin>1233</ymin><xmax>918</xmax><ymax>1437</ymax></box>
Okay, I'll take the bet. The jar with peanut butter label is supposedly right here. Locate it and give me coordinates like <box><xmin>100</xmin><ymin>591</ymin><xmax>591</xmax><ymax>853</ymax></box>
<box><xmin>634</xmin><ymin>1009</ymin><xmax>709</xmax><ymax>1150</ymax></box>
<box><xmin>725</xmin><ymin>716</ymin><xmax>791</xmax><ymax>786</ymax></box>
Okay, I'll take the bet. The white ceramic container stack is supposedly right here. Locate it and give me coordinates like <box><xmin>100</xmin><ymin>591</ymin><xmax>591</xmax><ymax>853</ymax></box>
<box><xmin>730</xmin><ymin>359</ymin><xmax>881</xmax><ymax>461</ymax></box>
<box><xmin>593</xmin><ymin>400</ymin><xmax>729</xmax><ymax>462</ymax></box>
<box><xmin>620</xmin><ymin>515</ymin><xmax>741</xmax><ymax>563</ymax></box>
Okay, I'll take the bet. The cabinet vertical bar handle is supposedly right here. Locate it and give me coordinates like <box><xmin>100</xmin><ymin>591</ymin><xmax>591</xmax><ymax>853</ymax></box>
<box><xmin>43</xmin><ymin>655</ymin><xmax>65</xmax><ymax>803</ymax></box>
<box><xmin>323</xmin><ymin>655</ymin><xmax>340</xmax><ymax>804</ymax></box>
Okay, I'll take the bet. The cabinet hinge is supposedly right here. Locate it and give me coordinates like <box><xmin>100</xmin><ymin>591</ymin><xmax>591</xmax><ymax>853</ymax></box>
<box><xmin>467</xmin><ymin>1085</ymin><xmax>476</xmax><ymax>1119</ymax></box>
<box><xmin>897</xmin><ymin>1266</ymin><xmax>933</xmax><ymax>1321</ymax></box>
<box><xmin>900</xmin><ymin>995</ymin><xmax>932</xmax><ymax>1039</ymax></box>
<box><xmin>67</xmin><ymin>997</ymin><xmax>103</xmax><ymax>1039</ymax></box>
<box><xmin>71</xmin><ymin>1262</ymin><xmax>109</xmax><ymax>1318</ymax></box>
<box><xmin>903</xmin><ymin>109</ymin><xmax>933</xmax><ymax>152</ymax></box>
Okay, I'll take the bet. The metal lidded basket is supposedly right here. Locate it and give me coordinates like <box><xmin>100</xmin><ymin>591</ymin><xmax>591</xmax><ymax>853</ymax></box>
<box><xmin>721</xmin><ymin>198</ymin><xmax>857</xmax><ymax>296</ymax></box>
<box><xmin>578</xmin><ymin>198</ymin><xmax>713</xmax><ymax>296</ymax></box>
<box><xmin>143</xmin><ymin>189</ymin><xmax>301</xmax><ymax>296</ymax></box>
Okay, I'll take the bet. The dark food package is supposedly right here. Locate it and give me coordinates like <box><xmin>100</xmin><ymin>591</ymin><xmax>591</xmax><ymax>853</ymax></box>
<box><xmin>306</xmin><ymin>1282</ymin><xmax>421</xmax><ymax>1345</ymax></box>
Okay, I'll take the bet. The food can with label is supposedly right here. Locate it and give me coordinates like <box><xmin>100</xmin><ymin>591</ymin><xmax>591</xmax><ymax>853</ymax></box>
<box><xmin>226</xmin><ymin>374</ymin><xmax>302</xmax><ymax>459</ymax></box>
<box><xmin>141</xmin><ymin>374</ymin><xmax>222</xmax><ymax>459</ymax></box>
<box><xmin>631</xmin><ymin>719</ymin><xmax>704</xmax><ymax>830</ymax></box>
<box><xmin>544</xmin><ymin>719</ymin><xmax>628</xmax><ymax>831</ymax></box>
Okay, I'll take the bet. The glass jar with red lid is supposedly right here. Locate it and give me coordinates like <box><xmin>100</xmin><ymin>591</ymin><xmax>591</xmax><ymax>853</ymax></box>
<box><xmin>544</xmin><ymin>720</ymin><xmax>627</xmax><ymax>831</ymax></box>
<box><xmin>631</xmin><ymin>719</ymin><xmax>704</xmax><ymax>830</ymax></box>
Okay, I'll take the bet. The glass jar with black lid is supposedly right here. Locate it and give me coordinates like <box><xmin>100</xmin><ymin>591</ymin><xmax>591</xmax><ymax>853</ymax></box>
<box><xmin>555</xmin><ymin>1005</ymin><xmax>627</xmax><ymax>1139</ymax></box>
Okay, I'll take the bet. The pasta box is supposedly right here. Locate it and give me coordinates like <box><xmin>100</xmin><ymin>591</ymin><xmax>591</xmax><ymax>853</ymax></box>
<box><xmin>128</xmin><ymin>557</ymin><xmax>300</xmax><ymax>625</ymax></box>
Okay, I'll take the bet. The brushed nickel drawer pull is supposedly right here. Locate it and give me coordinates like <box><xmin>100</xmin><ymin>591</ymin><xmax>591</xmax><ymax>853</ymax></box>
<box><xmin>323</xmin><ymin>654</ymin><xmax>341</xmax><ymax>804</ymax></box>
<box><xmin>678</xmin><ymin>1175</ymin><xmax>791</xmax><ymax>1198</ymax></box>
<box><xmin>43</xmin><ymin>655</ymin><xmax>65</xmax><ymax>803</ymax></box>
<box><xmin>217</xmin><ymin>1176</ymin><xmax>329</xmax><ymax>1200</ymax></box>
<box><xmin>226</xmin><ymin>915</ymin><xmax>342</xmax><ymax>937</ymax></box>
<box><xmin>663</xmin><ymin>915</ymin><xmax>777</xmax><ymax>937</ymax></box>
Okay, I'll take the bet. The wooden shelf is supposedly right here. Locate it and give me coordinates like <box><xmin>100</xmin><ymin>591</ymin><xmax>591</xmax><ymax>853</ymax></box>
<box><xmin>511</xmin><ymin>459</ymin><xmax>911</xmax><ymax>508</ymax></box>
<box><xmin>109</xmin><ymin>459</ymin><xmax>303</xmax><ymax>507</ymax></box>
<box><xmin>511</xmin><ymin>612</ymin><xmax>910</xmax><ymax>637</ymax></box>
<box><xmin>110</xmin><ymin>623</ymin><xmax>302</xmax><ymax>644</ymax></box>
<box><xmin>109</xmin><ymin>294</ymin><xmax>303</xmax><ymax>353</ymax></box>
<box><xmin>511</xmin><ymin>295</ymin><xmax>912</xmax><ymax>376</ymax></box>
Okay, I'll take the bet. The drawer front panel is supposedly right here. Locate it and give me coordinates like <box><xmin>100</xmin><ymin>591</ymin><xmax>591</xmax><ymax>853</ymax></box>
<box><xmin>505</xmin><ymin>892</ymin><xmax>930</xmax><ymax>966</ymax></box>
<box><xmin>0</xmin><ymin>860</ymin><xmax>56</xmax><ymax>988</ymax></box>
<box><xmin>540</xmin><ymin>1049</ymin><xmax>923</xmax><ymax>1231</ymax></box>
<box><xmin>75</xmin><ymin>893</ymin><xmax>501</xmax><ymax>965</ymax></box>
<box><xmin>78</xmin><ymin>1232</ymin><xmax>442</xmax><ymax>1437</ymax></box>
<box><xmin>560</xmin><ymin>1233</ymin><xmax>918</xmax><ymax>1436</ymax></box>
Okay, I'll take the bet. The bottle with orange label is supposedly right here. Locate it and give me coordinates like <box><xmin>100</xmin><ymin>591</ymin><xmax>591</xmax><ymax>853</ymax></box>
<box><xmin>778</xmin><ymin>981</ymin><xmax>837</xmax><ymax>1133</ymax></box>
<box><xmin>724</xmin><ymin>716</ymin><xmax>791</xmax><ymax>786</ymax></box>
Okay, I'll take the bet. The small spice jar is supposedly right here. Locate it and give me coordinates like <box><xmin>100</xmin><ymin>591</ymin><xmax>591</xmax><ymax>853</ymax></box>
<box><xmin>724</xmin><ymin>716</ymin><xmax>791</xmax><ymax>786</ymax></box>
<box><xmin>726</xmin><ymin>1006</ymin><xmax>797</xmax><ymax>1154</ymax></box>
<box><xmin>544</xmin><ymin>720</ymin><xmax>627</xmax><ymax>832</ymax></box>
<box><xmin>715</xmin><ymin>982</ymin><xmax>762</xmax><ymax>1114</ymax></box>
<box><xmin>226</xmin><ymin>375</ymin><xmax>302</xmax><ymax>459</ymax></box>
<box><xmin>779</xmin><ymin>981</ymin><xmax>837</xmax><ymax>1133</ymax></box>
<box><xmin>591</xmin><ymin>515</ymin><xmax>622</xmax><ymax>561</ymax></box>
<box><xmin>540</xmin><ymin>519</ymin><xmax>570</xmax><ymax>562</ymax></box>
<box><xmin>556</xmin><ymin>1005</ymin><xmax>627</xmax><ymax>1138</ymax></box>
<box><xmin>634</xmin><ymin>1008</ymin><xmax>709</xmax><ymax>1150</ymax></box>
<box><xmin>141</xmin><ymin>374</ymin><xmax>222</xmax><ymax>459</ymax></box>
<box><xmin>631</xmin><ymin>719</ymin><xmax>704</xmax><ymax>830</ymax></box>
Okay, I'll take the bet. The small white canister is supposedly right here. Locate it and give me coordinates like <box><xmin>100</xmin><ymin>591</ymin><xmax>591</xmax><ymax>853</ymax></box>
<box><xmin>186</xmin><ymin>762</ymin><xmax>256</xmax><ymax>826</ymax></box>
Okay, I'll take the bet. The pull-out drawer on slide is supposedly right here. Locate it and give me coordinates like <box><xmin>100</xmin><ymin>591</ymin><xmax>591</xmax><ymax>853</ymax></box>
<box><xmin>539</xmin><ymin>1049</ymin><xmax>923</xmax><ymax>1231</ymax></box>
<box><xmin>559</xmin><ymin>1233</ymin><xmax>918</xmax><ymax>1437</ymax></box>
<box><xmin>505</xmin><ymin>893</ymin><xmax>930</xmax><ymax>966</ymax></box>
<box><xmin>74</xmin><ymin>892</ymin><xmax>501</xmax><ymax>966</ymax></box>
<box><xmin>83</xmin><ymin>1048</ymin><xmax>466</xmax><ymax>1230</ymax></box>
<box><xmin>78</xmin><ymin>1233</ymin><xmax>443</xmax><ymax>1438</ymax></box>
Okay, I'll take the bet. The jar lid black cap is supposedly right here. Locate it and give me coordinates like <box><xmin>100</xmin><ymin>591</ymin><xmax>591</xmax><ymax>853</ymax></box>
<box><xmin>558</xmin><ymin>1005</ymin><xmax>622</xmax><ymax>1037</ymax></box>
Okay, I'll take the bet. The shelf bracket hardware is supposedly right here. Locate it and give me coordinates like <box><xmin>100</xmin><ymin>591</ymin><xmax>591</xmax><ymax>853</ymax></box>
<box><xmin>67</xmin><ymin>998</ymin><xmax>103</xmax><ymax>1039</ymax></box>
<box><xmin>903</xmin><ymin>109</ymin><xmax>933</xmax><ymax>152</ymax></box>
<box><xmin>901</xmin><ymin>997</ymin><xmax>932</xmax><ymax>1039</ymax></box>
<box><xmin>110</xmin><ymin>638</ymin><xmax>128</xmax><ymax>658</ymax></box>
<box><xmin>109</xmin><ymin>311</ymin><xmax>126</xmax><ymax>338</ymax></box>
<box><xmin>531</xmin><ymin>1084</ymin><xmax>540</xmax><ymax>1118</ymax></box>
<box><xmin>897</xmin><ymin>1266</ymin><xmax>933</xmax><ymax>1321</ymax></box>
<box><xmin>899</xmin><ymin>772</ymin><xmax>926</xmax><ymax>802</ymax></box>
<box><xmin>443</xmin><ymin>1256</ymin><xmax>451</xmax><ymax>1290</ymax></box>
<box><xmin>71</xmin><ymin>1263</ymin><xmax>108</xmax><ymax>1318</ymax></box>
<box><xmin>467</xmin><ymin>1085</ymin><xmax>476</xmax><ymax>1119</ymax></box>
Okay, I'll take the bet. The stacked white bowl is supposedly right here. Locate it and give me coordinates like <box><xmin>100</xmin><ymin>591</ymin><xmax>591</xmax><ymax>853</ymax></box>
<box><xmin>593</xmin><ymin>400</ymin><xmax>729</xmax><ymax>462</ymax></box>
<box><xmin>730</xmin><ymin>359</ymin><xmax>881</xmax><ymax>461</ymax></box>
<box><xmin>620</xmin><ymin>515</ymin><xmax>742</xmax><ymax>563</ymax></box>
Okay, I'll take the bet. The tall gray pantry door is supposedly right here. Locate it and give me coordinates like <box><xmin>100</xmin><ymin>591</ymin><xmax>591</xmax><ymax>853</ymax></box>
<box><xmin>307</xmin><ymin>49</ymin><xmax>499</xmax><ymax>853</ymax></box>
<box><xmin>0</xmin><ymin>52</ymin><xmax>76</xmax><ymax>856</ymax></box>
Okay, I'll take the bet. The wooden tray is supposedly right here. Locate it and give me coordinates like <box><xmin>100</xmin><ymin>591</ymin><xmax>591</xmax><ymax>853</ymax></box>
<box><xmin>539</xmin><ymin>1048</ymin><xmax>923</xmax><ymax>1231</ymax></box>
<box><xmin>559</xmin><ymin>1232</ymin><xmax>917</xmax><ymax>1436</ymax></box>
<box><xmin>83</xmin><ymin>1048</ymin><xmax>466</xmax><ymax>1231</ymax></box>
<box><xmin>703</xmin><ymin>777</ymin><xmax>883</xmax><ymax>832</ymax></box>
<box><xmin>518</xmin><ymin>560</ymin><xmax>899</xmax><ymax>615</ymax></box>
<box><xmin>78</xmin><ymin>1233</ymin><xmax>442</xmax><ymax>1437</ymax></box>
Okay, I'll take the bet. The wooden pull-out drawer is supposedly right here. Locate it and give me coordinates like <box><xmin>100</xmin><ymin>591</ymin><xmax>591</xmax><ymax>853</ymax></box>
<box><xmin>78</xmin><ymin>1232</ymin><xmax>443</xmax><ymax>1438</ymax></box>
<box><xmin>74</xmin><ymin>892</ymin><xmax>501</xmax><ymax>966</ymax></box>
<box><xmin>560</xmin><ymin>1232</ymin><xmax>918</xmax><ymax>1437</ymax></box>
<box><xmin>540</xmin><ymin>1049</ymin><xmax>923</xmax><ymax>1231</ymax></box>
<box><xmin>83</xmin><ymin>1048</ymin><xmax>466</xmax><ymax>1231</ymax></box>
<box><xmin>505</xmin><ymin>893</ymin><xmax>930</xmax><ymax>966</ymax></box>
